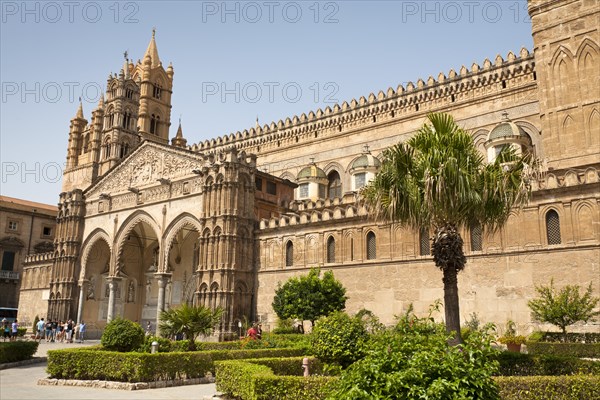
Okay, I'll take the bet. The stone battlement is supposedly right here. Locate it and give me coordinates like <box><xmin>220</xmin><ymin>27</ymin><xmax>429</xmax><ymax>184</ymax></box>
<box><xmin>24</xmin><ymin>252</ymin><xmax>54</xmax><ymax>264</ymax></box>
<box><xmin>190</xmin><ymin>48</ymin><xmax>535</xmax><ymax>154</ymax></box>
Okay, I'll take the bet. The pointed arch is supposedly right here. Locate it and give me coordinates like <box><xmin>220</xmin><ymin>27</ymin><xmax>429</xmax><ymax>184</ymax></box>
<box><xmin>589</xmin><ymin>109</ymin><xmax>600</xmax><ymax>148</ymax></box>
<box><xmin>562</xmin><ymin>115</ymin><xmax>575</xmax><ymax>133</ymax></box>
<box><xmin>545</xmin><ymin>209</ymin><xmax>562</xmax><ymax>245</ymax></box>
<box><xmin>285</xmin><ymin>240</ymin><xmax>294</xmax><ymax>267</ymax></box>
<box><xmin>79</xmin><ymin>228</ymin><xmax>112</xmax><ymax>281</ymax></box>
<box><xmin>162</xmin><ymin>213</ymin><xmax>203</xmax><ymax>270</ymax></box>
<box><xmin>114</xmin><ymin>211</ymin><xmax>160</xmax><ymax>275</ymax></box>
<box><xmin>366</xmin><ymin>231</ymin><xmax>377</xmax><ymax>260</ymax></box>
<box><xmin>326</xmin><ymin>236</ymin><xmax>336</xmax><ymax>263</ymax></box>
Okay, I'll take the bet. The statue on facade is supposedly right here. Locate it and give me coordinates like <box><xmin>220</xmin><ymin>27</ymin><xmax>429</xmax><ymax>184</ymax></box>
<box><xmin>127</xmin><ymin>280</ymin><xmax>135</xmax><ymax>303</ymax></box>
<box><xmin>86</xmin><ymin>276</ymin><xmax>95</xmax><ymax>300</ymax></box>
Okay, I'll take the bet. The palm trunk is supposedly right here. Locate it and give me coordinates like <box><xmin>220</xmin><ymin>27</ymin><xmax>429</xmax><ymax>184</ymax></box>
<box><xmin>443</xmin><ymin>265</ymin><xmax>463</xmax><ymax>346</ymax></box>
<box><xmin>432</xmin><ymin>224</ymin><xmax>466</xmax><ymax>346</ymax></box>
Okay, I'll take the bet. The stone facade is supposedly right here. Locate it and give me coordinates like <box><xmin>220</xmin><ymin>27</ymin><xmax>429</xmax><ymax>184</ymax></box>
<box><xmin>0</xmin><ymin>196</ymin><xmax>56</xmax><ymax>321</ymax></box>
<box><xmin>19</xmin><ymin>0</ymin><xmax>599</xmax><ymax>336</ymax></box>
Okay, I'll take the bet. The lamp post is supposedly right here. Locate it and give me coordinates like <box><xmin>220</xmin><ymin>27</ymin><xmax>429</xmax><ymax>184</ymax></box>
<box><xmin>238</xmin><ymin>321</ymin><xmax>242</xmax><ymax>338</ymax></box>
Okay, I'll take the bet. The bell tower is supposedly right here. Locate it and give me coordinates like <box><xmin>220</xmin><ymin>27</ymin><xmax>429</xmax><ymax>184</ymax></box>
<box><xmin>528</xmin><ymin>0</ymin><xmax>600</xmax><ymax>170</ymax></box>
<box><xmin>135</xmin><ymin>29</ymin><xmax>174</xmax><ymax>144</ymax></box>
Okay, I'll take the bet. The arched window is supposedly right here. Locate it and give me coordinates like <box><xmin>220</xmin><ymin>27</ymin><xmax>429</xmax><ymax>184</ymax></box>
<box><xmin>327</xmin><ymin>171</ymin><xmax>342</xmax><ymax>199</ymax></box>
<box><xmin>103</xmin><ymin>139</ymin><xmax>111</xmax><ymax>158</ymax></box>
<box><xmin>546</xmin><ymin>210</ymin><xmax>562</xmax><ymax>245</ymax></box>
<box><xmin>153</xmin><ymin>83</ymin><xmax>162</xmax><ymax>99</ymax></box>
<box><xmin>285</xmin><ymin>241</ymin><xmax>294</xmax><ymax>267</ymax></box>
<box><xmin>419</xmin><ymin>227</ymin><xmax>430</xmax><ymax>256</ymax></box>
<box><xmin>366</xmin><ymin>232</ymin><xmax>376</xmax><ymax>260</ymax></box>
<box><xmin>119</xmin><ymin>142</ymin><xmax>129</xmax><ymax>158</ymax></box>
<box><xmin>470</xmin><ymin>222</ymin><xmax>483</xmax><ymax>251</ymax></box>
<box><xmin>327</xmin><ymin>236</ymin><xmax>336</xmax><ymax>263</ymax></box>
<box><xmin>150</xmin><ymin>114</ymin><xmax>157</xmax><ymax>134</ymax></box>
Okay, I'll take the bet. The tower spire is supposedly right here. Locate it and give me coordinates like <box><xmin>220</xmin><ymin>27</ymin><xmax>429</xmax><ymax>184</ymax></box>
<box><xmin>144</xmin><ymin>28</ymin><xmax>161</xmax><ymax>68</ymax></box>
<box><xmin>75</xmin><ymin>98</ymin><xmax>84</xmax><ymax>119</ymax></box>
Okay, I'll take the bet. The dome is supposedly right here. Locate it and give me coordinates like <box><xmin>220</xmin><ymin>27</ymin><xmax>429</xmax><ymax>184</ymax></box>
<box><xmin>351</xmin><ymin>153</ymin><xmax>381</xmax><ymax>170</ymax></box>
<box><xmin>297</xmin><ymin>163</ymin><xmax>326</xmax><ymax>180</ymax></box>
<box><xmin>488</xmin><ymin>112</ymin><xmax>530</xmax><ymax>141</ymax></box>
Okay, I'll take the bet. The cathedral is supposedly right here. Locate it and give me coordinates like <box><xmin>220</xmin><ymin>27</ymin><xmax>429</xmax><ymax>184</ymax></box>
<box><xmin>17</xmin><ymin>0</ymin><xmax>599</xmax><ymax>337</ymax></box>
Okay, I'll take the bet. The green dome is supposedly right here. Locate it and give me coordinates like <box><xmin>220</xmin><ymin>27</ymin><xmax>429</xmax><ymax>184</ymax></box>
<box><xmin>298</xmin><ymin>164</ymin><xmax>326</xmax><ymax>179</ymax></box>
<box><xmin>488</xmin><ymin>112</ymin><xmax>530</xmax><ymax>141</ymax></box>
<box><xmin>489</xmin><ymin>122</ymin><xmax>529</xmax><ymax>140</ymax></box>
<box><xmin>350</xmin><ymin>153</ymin><xmax>381</xmax><ymax>170</ymax></box>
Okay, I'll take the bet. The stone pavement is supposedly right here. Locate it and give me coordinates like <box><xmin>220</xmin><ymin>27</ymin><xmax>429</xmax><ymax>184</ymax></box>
<box><xmin>0</xmin><ymin>339</ymin><xmax>219</xmax><ymax>399</ymax></box>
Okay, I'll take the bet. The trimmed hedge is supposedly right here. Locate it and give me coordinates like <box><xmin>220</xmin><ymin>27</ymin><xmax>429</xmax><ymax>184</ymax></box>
<box><xmin>46</xmin><ymin>347</ymin><xmax>306</xmax><ymax>382</ymax></box>
<box><xmin>0</xmin><ymin>341</ymin><xmax>39</xmax><ymax>363</ymax></box>
<box><xmin>497</xmin><ymin>352</ymin><xmax>600</xmax><ymax>376</ymax></box>
<box><xmin>529</xmin><ymin>331</ymin><xmax>600</xmax><ymax>343</ymax></box>
<box><xmin>526</xmin><ymin>342</ymin><xmax>600</xmax><ymax>358</ymax></box>
<box><xmin>496</xmin><ymin>375</ymin><xmax>600</xmax><ymax>399</ymax></box>
<box><xmin>215</xmin><ymin>357</ymin><xmax>336</xmax><ymax>400</ymax></box>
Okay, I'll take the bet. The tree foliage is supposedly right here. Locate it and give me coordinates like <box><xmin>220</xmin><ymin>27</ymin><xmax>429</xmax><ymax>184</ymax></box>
<box><xmin>528</xmin><ymin>280</ymin><xmax>600</xmax><ymax>341</ymax></box>
<box><xmin>362</xmin><ymin>112</ymin><xmax>535</xmax><ymax>344</ymax></box>
<box><xmin>272</xmin><ymin>268</ymin><xmax>347</xmax><ymax>326</ymax></box>
<box><xmin>159</xmin><ymin>304</ymin><xmax>223</xmax><ymax>351</ymax></box>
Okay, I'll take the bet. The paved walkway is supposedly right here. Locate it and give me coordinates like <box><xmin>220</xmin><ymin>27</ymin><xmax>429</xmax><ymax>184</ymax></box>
<box><xmin>1</xmin><ymin>339</ymin><xmax>219</xmax><ymax>399</ymax></box>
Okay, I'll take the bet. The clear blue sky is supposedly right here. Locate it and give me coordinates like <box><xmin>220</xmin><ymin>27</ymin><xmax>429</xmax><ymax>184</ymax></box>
<box><xmin>1</xmin><ymin>0</ymin><xmax>533</xmax><ymax>205</ymax></box>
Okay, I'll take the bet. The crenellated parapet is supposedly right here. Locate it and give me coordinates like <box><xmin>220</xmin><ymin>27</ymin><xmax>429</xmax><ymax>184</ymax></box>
<box><xmin>190</xmin><ymin>48</ymin><xmax>535</xmax><ymax>155</ymax></box>
<box><xmin>259</xmin><ymin>192</ymin><xmax>367</xmax><ymax>230</ymax></box>
<box><xmin>532</xmin><ymin>166</ymin><xmax>600</xmax><ymax>192</ymax></box>
<box><xmin>24</xmin><ymin>252</ymin><xmax>55</xmax><ymax>265</ymax></box>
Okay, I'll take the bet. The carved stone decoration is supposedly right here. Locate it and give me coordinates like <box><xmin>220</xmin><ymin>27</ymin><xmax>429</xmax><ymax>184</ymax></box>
<box><xmin>87</xmin><ymin>276</ymin><xmax>96</xmax><ymax>300</ymax></box>
<box><xmin>86</xmin><ymin>142</ymin><xmax>205</xmax><ymax>200</ymax></box>
<box><xmin>127</xmin><ymin>280</ymin><xmax>135</xmax><ymax>303</ymax></box>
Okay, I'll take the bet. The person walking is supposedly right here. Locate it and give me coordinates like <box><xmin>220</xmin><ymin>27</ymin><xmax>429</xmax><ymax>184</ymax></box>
<box><xmin>10</xmin><ymin>319</ymin><xmax>18</xmax><ymax>341</ymax></box>
<box><xmin>78</xmin><ymin>321</ymin><xmax>86</xmax><ymax>343</ymax></box>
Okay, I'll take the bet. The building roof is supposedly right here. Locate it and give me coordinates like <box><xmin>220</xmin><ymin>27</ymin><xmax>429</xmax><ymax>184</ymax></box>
<box><xmin>0</xmin><ymin>195</ymin><xmax>57</xmax><ymax>214</ymax></box>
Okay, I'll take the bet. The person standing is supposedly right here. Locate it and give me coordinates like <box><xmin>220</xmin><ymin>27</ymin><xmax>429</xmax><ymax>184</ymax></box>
<box><xmin>2</xmin><ymin>318</ymin><xmax>9</xmax><ymax>341</ymax></box>
<box><xmin>78</xmin><ymin>321</ymin><xmax>86</xmax><ymax>343</ymax></box>
<box><xmin>10</xmin><ymin>319</ymin><xmax>18</xmax><ymax>341</ymax></box>
<box><xmin>66</xmin><ymin>320</ymin><xmax>73</xmax><ymax>343</ymax></box>
<box><xmin>36</xmin><ymin>318</ymin><xmax>45</xmax><ymax>341</ymax></box>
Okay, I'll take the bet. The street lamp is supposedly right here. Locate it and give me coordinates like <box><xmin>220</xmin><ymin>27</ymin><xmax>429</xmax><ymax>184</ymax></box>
<box><xmin>238</xmin><ymin>321</ymin><xmax>242</xmax><ymax>338</ymax></box>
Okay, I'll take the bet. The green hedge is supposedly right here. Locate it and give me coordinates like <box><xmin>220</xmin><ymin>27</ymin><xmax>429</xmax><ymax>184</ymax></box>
<box><xmin>0</xmin><ymin>341</ymin><xmax>39</xmax><ymax>363</ymax></box>
<box><xmin>529</xmin><ymin>332</ymin><xmax>600</xmax><ymax>343</ymax></box>
<box><xmin>495</xmin><ymin>375</ymin><xmax>600</xmax><ymax>399</ymax></box>
<box><xmin>215</xmin><ymin>357</ymin><xmax>336</xmax><ymax>400</ymax></box>
<box><xmin>137</xmin><ymin>334</ymin><xmax>309</xmax><ymax>353</ymax></box>
<box><xmin>46</xmin><ymin>347</ymin><xmax>306</xmax><ymax>382</ymax></box>
<box><xmin>526</xmin><ymin>342</ymin><xmax>600</xmax><ymax>358</ymax></box>
<box><xmin>497</xmin><ymin>352</ymin><xmax>600</xmax><ymax>376</ymax></box>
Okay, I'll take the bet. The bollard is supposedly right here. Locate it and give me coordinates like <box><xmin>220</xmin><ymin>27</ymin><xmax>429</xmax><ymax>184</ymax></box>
<box><xmin>151</xmin><ymin>341</ymin><xmax>159</xmax><ymax>354</ymax></box>
<box><xmin>302</xmin><ymin>357</ymin><xmax>310</xmax><ymax>377</ymax></box>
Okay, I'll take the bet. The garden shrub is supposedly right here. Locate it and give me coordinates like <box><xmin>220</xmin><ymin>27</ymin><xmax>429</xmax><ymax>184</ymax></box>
<box><xmin>46</xmin><ymin>347</ymin><xmax>307</xmax><ymax>382</ymax></box>
<box><xmin>310</xmin><ymin>311</ymin><xmax>367</xmax><ymax>369</ymax></box>
<box><xmin>329</xmin><ymin>315</ymin><xmax>501</xmax><ymax>399</ymax></box>
<box><xmin>100</xmin><ymin>318</ymin><xmax>145</xmax><ymax>352</ymax></box>
<box><xmin>16</xmin><ymin>327</ymin><xmax>27</xmax><ymax>337</ymax></box>
<box><xmin>526</xmin><ymin>341</ymin><xmax>600</xmax><ymax>358</ymax></box>
<box><xmin>495</xmin><ymin>375</ymin><xmax>600</xmax><ymax>399</ymax></box>
<box><xmin>0</xmin><ymin>341</ymin><xmax>39</xmax><ymax>363</ymax></box>
<box><xmin>496</xmin><ymin>352</ymin><xmax>600</xmax><ymax>376</ymax></box>
<box><xmin>215</xmin><ymin>357</ymin><xmax>337</xmax><ymax>400</ymax></box>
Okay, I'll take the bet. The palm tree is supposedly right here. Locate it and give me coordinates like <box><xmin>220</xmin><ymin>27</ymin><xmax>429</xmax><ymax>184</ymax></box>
<box><xmin>362</xmin><ymin>112</ymin><xmax>535</xmax><ymax>345</ymax></box>
<box><xmin>159</xmin><ymin>304</ymin><xmax>223</xmax><ymax>350</ymax></box>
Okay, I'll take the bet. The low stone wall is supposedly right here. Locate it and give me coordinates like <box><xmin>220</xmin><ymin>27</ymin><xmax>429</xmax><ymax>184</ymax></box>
<box><xmin>38</xmin><ymin>375</ymin><xmax>215</xmax><ymax>390</ymax></box>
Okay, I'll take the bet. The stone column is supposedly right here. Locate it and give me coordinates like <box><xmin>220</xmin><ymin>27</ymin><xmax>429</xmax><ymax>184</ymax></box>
<box><xmin>155</xmin><ymin>273</ymin><xmax>171</xmax><ymax>330</ymax></box>
<box><xmin>76</xmin><ymin>279</ymin><xmax>88</xmax><ymax>324</ymax></box>
<box><xmin>106</xmin><ymin>277</ymin><xmax>121</xmax><ymax>322</ymax></box>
